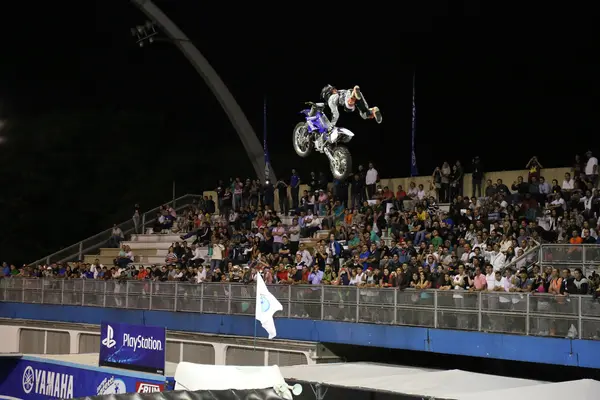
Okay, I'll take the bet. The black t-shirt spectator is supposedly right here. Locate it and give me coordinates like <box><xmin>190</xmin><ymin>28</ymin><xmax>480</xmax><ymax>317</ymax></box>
<box><xmin>279</xmin><ymin>243</ymin><xmax>291</xmax><ymax>257</ymax></box>
<box><xmin>496</xmin><ymin>183</ymin><xmax>510</xmax><ymax>196</ymax></box>
<box><xmin>211</xmin><ymin>272</ymin><xmax>223</xmax><ymax>282</ymax></box>
<box><xmin>572</xmin><ymin>278</ymin><xmax>590</xmax><ymax>294</ymax></box>
<box><xmin>292</xmin><ymin>269</ymin><xmax>303</xmax><ymax>282</ymax></box>
<box><xmin>277</xmin><ymin>181</ymin><xmax>287</xmax><ymax>198</ymax></box>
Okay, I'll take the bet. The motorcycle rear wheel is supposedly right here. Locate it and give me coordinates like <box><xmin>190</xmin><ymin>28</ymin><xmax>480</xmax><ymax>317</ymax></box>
<box><xmin>292</xmin><ymin>122</ymin><xmax>313</xmax><ymax>158</ymax></box>
<box><xmin>329</xmin><ymin>145</ymin><xmax>352</xmax><ymax>180</ymax></box>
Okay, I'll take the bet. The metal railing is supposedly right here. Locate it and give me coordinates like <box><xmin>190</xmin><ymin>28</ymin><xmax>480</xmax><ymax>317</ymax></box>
<box><xmin>2</xmin><ymin>278</ymin><xmax>600</xmax><ymax>341</ymax></box>
<box><xmin>503</xmin><ymin>244</ymin><xmax>541</xmax><ymax>272</ymax></box>
<box><xmin>29</xmin><ymin>194</ymin><xmax>205</xmax><ymax>266</ymax></box>
<box><xmin>540</xmin><ymin>244</ymin><xmax>600</xmax><ymax>272</ymax></box>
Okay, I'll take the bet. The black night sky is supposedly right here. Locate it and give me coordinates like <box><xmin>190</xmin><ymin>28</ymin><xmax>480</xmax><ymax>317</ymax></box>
<box><xmin>0</xmin><ymin>1</ymin><xmax>595</xmax><ymax>262</ymax></box>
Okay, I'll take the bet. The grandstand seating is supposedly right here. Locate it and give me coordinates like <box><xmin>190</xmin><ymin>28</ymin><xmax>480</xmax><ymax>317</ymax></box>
<box><xmin>8</xmin><ymin>163</ymin><xmax>596</xmax><ymax>299</ymax></box>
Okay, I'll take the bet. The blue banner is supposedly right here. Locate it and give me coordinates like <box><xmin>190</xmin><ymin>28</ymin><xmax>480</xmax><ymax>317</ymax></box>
<box><xmin>410</xmin><ymin>73</ymin><xmax>418</xmax><ymax>177</ymax></box>
<box><xmin>99</xmin><ymin>321</ymin><xmax>166</xmax><ymax>375</ymax></box>
<box><xmin>0</xmin><ymin>356</ymin><xmax>165</xmax><ymax>399</ymax></box>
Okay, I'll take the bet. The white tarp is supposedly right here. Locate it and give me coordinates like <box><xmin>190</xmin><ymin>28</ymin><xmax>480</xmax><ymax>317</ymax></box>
<box><xmin>280</xmin><ymin>363</ymin><xmax>543</xmax><ymax>398</ymax></box>
<box><xmin>454</xmin><ymin>379</ymin><xmax>600</xmax><ymax>400</ymax></box>
<box><xmin>280</xmin><ymin>362</ymin><xmax>429</xmax><ymax>384</ymax></box>
<box><xmin>174</xmin><ymin>362</ymin><xmax>290</xmax><ymax>393</ymax></box>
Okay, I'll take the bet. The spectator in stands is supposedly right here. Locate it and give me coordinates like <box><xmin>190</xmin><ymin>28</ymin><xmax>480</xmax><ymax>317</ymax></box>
<box><xmin>276</xmin><ymin>179</ymin><xmax>289</xmax><ymax>216</ymax></box>
<box><xmin>453</xmin><ymin>161</ymin><xmax>464</xmax><ymax>197</ymax></box>
<box><xmin>114</xmin><ymin>245</ymin><xmax>134</xmax><ymax>269</ymax></box>
<box><xmin>472</xmin><ymin>156</ymin><xmax>484</xmax><ymax>198</ymax></box>
<box><xmin>365</xmin><ymin>162</ymin><xmax>378</xmax><ymax>199</ymax></box>
<box><xmin>526</xmin><ymin>156</ymin><xmax>543</xmax><ymax>183</ymax></box>
<box><xmin>133</xmin><ymin>206</ymin><xmax>141</xmax><ymax>234</ymax></box>
<box><xmin>108</xmin><ymin>224</ymin><xmax>124</xmax><ymax>248</ymax></box>
<box><xmin>290</xmin><ymin>169</ymin><xmax>301</xmax><ymax>210</ymax></box>
<box><xmin>585</xmin><ymin>150</ymin><xmax>598</xmax><ymax>187</ymax></box>
<box><xmin>210</xmin><ymin>239</ymin><xmax>225</xmax><ymax>272</ymax></box>
<box><xmin>436</xmin><ymin>162</ymin><xmax>450</xmax><ymax>202</ymax></box>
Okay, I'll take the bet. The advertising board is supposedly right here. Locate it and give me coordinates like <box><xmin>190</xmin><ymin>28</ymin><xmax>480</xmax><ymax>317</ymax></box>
<box><xmin>0</xmin><ymin>357</ymin><xmax>165</xmax><ymax>400</ymax></box>
<box><xmin>99</xmin><ymin>321</ymin><xmax>166</xmax><ymax>375</ymax></box>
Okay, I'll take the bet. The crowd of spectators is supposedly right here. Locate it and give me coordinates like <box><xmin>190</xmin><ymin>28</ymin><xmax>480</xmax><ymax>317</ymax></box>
<box><xmin>3</xmin><ymin>153</ymin><xmax>600</xmax><ymax>301</ymax></box>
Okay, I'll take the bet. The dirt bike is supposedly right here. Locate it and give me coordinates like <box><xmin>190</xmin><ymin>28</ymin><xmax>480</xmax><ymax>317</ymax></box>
<box><xmin>292</xmin><ymin>102</ymin><xmax>353</xmax><ymax>180</ymax></box>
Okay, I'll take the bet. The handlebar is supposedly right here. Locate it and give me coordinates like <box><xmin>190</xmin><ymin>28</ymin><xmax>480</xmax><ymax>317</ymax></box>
<box><xmin>305</xmin><ymin>101</ymin><xmax>325</xmax><ymax>107</ymax></box>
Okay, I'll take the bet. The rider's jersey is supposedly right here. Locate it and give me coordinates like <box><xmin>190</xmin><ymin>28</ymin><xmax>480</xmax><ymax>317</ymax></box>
<box><xmin>327</xmin><ymin>89</ymin><xmax>351</xmax><ymax>126</ymax></box>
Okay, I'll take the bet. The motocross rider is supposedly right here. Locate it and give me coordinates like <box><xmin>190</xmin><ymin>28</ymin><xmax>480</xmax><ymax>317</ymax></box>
<box><xmin>321</xmin><ymin>85</ymin><xmax>382</xmax><ymax>130</ymax></box>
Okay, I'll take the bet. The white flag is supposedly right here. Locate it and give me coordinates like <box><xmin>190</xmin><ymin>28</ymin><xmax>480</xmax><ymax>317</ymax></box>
<box><xmin>255</xmin><ymin>273</ymin><xmax>283</xmax><ymax>339</ymax></box>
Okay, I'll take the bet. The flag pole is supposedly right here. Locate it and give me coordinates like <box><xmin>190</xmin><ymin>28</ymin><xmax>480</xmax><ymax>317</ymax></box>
<box><xmin>253</xmin><ymin>319</ymin><xmax>257</xmax><ymax>351</ymax></box>
<box><xmin>263</xmin><ymin>96</ymin><xmax>270</xmax><ymax>183</ymax></box>
<box><xmin>410</xmin><ymin>70</ymin><xmax>419</xmax><ymax>177</ymax></box>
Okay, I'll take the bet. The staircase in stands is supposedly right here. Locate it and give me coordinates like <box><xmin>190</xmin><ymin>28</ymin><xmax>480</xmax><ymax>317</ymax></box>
<box><xmin>84</xmin><ymin>215</ymin><xmax>330</xmax><ymax>268</ymax></box>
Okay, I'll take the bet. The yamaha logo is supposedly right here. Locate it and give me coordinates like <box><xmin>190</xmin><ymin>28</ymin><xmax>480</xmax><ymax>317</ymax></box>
<box><xmin>22</xmin><ymin>366</ymin><xmax>34</xmax><ymax>394</ymax></box>
<box><xmin>21</xmin><ymin>365</ymin><xmax>74</xmax><ymax>398</ymax></box>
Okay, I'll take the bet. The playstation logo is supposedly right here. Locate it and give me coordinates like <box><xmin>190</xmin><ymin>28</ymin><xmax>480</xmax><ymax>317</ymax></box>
<box><xmin>102</xmin><ymin>325</ymin><xmax>116</xmax><ymax>349</ymax></box>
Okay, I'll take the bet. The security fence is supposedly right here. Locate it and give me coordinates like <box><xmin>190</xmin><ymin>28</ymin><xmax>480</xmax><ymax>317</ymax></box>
<box><xmin>539</xmin><ymin>244</ymin><xmax>600</xmax><ymax>273</ymax></box>
<box><xmin>2</xmin><ymin>278</ymin><xmax>600</xmax><ymax>341</ymax></box>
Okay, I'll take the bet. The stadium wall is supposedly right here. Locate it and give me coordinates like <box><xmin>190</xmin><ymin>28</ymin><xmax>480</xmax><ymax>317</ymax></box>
<box><xmin>1</xmin><ymin>302</ymin><xmax>599</xmax><ymax>369</ymax></box>
<box><xmin>0</xmin><ymin>320</ymin><xmax>323</xmax><ymax>367</ymax></box>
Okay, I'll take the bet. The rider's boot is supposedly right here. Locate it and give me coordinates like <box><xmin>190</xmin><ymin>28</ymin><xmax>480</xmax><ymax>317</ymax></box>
<box><xmin>370</xmin><ymin>107</ymin><xmax>382</xmax><ymax>124</ymax></box>
<box><xmin>352</xmin><ymin>86</ymin><xmax>362</xmax><ymax>100</ymax></box>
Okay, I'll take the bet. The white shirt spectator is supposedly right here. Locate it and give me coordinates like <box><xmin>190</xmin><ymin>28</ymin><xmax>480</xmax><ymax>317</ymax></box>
<box><xmin>499</xmin><ymin>239</ymin><xmax>512</xmax><ymax>253</ymax></box>
<box><xmin>212</xmin><ymin>243</ymin><xmax>225</xmax><ymax>260</ymax></box>
<box><xmin>581</xmin><ymin>195</ymin><xmax>593</xmax><ymax>211</ymax></box>
<box><xmin>197</xmin><ymin>267</ymin><xmax>207</xmax><ymax>283</ymax></box>
<box><xmin>365</xmin><ymin>168</ymin><xmax>378</xmax><ymax>185</ymax></box>
<box><xmin>407</xmin><ymin>187</ymin><xmax>418</xmax><ymax>199</ymax></box>
<box><xmin>586</xmin><ymin>156</ymin><xmax>598</xmax><ymax>175</ymax></box>
<box><xmin>191</xmin><ymin>247</ymin><xmax>204</xmax><ymax>260</ymax></box>
<box><xmin>460</xmin><ymin>251</ymin><xmax>475</xmax><ymax>264</ymax></box>
<box><xmin>485</xmin><ymin>272</ymin><xmax>496</xmax><ymax>290</ymax></box>
<box><xmin>91</xmin><ymin>264</ymin><xmax>103</xmax><ymax>279</ymax></box>
<box><xmin>550</xmin><ymin>197</ymin><xmax>566</xmax><ymax>210</ymax></box>
<box><xmin>562</xmin><ymin>178</ymin><xmax>575</xmax><ymax>190</ymax></box>
<box><xmin>485</xmin><ymin>250</ymin><xmax>506</xmax><ymax>271</ymax></box>
<box><xmin>288</xmin><ymin>224</ymin><xmax>301</xmax><ymax>242</ymax></box>
<box><xmin>299</xmin><ymin>249</ymin><xmax>313</xmax><ymax>266</ymax></box>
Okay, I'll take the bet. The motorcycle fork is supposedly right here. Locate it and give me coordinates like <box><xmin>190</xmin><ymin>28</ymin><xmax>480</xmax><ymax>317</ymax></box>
<box><xmin>323</xmin><ymin>145</ymin><xmax>336</xmax><ymax>165</ymax></box>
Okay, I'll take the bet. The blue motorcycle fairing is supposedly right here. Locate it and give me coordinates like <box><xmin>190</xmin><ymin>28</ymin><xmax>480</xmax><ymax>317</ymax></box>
<box><xmin>300</xmin><ymin>108</ymin><xmax>328</xmax><ymax>134</ymax></box>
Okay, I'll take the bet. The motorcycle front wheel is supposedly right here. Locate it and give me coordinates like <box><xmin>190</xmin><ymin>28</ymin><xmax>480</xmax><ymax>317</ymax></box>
<box><xmin>292</xmin><ymin>122</ymin><xmax>313</xmax><ymax>158</ymax></box>
<box><xmin>329</xmin><ymin>145</ymin><xmax>352</xmax><ymax>180</ymax></box>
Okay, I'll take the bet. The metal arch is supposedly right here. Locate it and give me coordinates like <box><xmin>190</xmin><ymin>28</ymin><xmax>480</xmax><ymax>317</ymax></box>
<box><xmin>129</xmin><ymin>0</ymin><xmax>276</xmax><ymax>183</ymax></box>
